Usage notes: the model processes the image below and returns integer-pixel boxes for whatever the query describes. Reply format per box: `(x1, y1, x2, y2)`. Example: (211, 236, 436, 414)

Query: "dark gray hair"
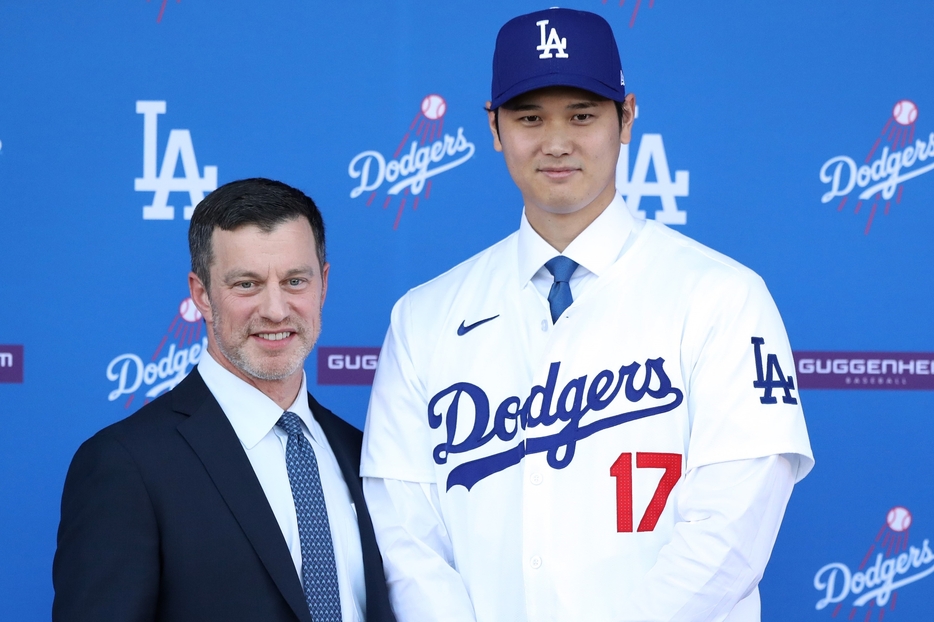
(188, 178, 326, 290)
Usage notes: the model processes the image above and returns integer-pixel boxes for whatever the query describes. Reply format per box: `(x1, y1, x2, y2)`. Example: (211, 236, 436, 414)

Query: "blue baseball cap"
(491, 8, 626, 109)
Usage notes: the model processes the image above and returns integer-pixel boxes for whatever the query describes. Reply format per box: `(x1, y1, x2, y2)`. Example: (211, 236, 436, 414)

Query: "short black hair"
(188, 177, 326, 290)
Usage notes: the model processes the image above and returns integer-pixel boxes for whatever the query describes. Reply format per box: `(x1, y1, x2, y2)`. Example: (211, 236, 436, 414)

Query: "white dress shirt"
(362, 195, 809, 621)
(519, 191, 645, 303)
(198, 350, 366, 622)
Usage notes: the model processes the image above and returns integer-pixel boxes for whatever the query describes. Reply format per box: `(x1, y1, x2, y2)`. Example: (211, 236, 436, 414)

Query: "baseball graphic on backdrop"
(179, 297, 203, 323)
(886, 506, 912, 532)
(421, 94, 447, 120)
(892, 100, 918, 126)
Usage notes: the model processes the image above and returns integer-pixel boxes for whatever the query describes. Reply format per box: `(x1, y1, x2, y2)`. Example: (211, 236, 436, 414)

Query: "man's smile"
(254, 331, 293, 342)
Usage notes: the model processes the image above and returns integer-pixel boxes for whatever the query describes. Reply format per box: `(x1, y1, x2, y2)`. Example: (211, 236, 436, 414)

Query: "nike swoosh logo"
(457, 315, 500, 336)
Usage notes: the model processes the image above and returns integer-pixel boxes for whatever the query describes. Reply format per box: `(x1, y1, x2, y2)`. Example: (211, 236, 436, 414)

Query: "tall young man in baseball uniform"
(361, 8, 813, 622)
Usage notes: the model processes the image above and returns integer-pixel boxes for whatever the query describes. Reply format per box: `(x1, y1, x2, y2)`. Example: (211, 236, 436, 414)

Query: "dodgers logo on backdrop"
(134, 100, 218, 221)
(106, 297, 206, 409)
(819, 99, 933, 234)
(348, 94, 475, 230)
(814, 507, 934, 620)
(427, 358, 684, 491)
(617, 105, 690, 224)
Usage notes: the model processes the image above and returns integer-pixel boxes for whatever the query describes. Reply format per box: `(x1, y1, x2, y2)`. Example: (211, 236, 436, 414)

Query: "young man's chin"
(531, 193, 603, 216)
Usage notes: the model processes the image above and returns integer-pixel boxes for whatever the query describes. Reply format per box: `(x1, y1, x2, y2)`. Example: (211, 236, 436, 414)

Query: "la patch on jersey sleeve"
(681, 266, 813, 481)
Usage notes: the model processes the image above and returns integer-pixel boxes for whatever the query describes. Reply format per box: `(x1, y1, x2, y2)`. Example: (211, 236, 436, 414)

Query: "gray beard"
(210, 303, 312, 382)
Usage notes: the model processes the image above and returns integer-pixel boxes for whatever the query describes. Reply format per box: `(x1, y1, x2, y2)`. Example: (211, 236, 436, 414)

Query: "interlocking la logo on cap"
(491, 8, 625, 110)
(536, 20, 568, 59)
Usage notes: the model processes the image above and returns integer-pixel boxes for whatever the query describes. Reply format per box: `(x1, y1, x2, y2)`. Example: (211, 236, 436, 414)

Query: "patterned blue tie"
(276, 412, 342, 622)
(545, 256, 579, 323)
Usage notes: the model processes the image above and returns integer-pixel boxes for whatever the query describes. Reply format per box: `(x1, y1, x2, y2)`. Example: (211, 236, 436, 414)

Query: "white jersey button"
(530, 472, 543, 485)
(530, 556, 542, 569)
(540, 319, 548, 332)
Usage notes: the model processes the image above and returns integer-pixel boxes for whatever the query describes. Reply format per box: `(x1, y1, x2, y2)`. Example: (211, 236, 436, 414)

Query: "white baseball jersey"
(361, 196, 813, 621)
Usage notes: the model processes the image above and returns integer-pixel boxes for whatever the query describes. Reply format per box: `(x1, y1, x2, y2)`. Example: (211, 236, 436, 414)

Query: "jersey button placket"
(521, 442, 554, 620)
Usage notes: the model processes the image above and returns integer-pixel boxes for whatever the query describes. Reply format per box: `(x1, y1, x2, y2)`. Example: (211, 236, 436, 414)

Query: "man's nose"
(257, 284, 289, 323)
(541, 123, 572, 157)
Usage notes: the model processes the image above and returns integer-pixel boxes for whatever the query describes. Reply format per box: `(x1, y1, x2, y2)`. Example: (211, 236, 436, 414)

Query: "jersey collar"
(517, 193, 637, 286)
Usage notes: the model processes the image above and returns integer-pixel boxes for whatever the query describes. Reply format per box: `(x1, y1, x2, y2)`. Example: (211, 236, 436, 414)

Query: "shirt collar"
(197, 349, 317, 449)
(517, 193, 635, 286)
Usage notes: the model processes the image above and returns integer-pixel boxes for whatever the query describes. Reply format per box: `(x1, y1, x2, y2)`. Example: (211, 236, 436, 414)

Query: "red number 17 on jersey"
(610, 452, 682, 532)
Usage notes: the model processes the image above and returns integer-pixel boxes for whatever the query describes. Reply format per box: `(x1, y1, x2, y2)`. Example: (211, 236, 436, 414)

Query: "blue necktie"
(545, 256, 579, 323)
(276, 412, 342, 622)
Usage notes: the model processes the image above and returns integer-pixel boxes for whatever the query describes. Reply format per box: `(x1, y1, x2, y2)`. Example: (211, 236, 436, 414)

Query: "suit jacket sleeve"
(53, 431, 160, 622)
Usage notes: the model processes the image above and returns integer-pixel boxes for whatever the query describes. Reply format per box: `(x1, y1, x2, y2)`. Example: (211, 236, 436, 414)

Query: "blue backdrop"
(2, 1, 933, 619)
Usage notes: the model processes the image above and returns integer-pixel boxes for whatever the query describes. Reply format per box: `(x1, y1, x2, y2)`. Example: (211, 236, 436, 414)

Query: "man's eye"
(237, 282, 253, 289)
(289, 278, 304, 287)
(520, 115, 541, 123)
(572, 113, 593, 122)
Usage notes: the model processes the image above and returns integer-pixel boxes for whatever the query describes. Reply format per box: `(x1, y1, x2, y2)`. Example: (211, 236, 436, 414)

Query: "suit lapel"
(173, 370, 313, 622)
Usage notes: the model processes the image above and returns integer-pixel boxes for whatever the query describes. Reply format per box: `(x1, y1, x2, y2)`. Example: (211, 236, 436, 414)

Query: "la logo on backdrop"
(135, 100, 218, 221)
(598, 0, 689, 225)
(616, 105, 690, 225)
(814, 507, 934, 620)
(347, 94, 475, 230)
(820, 99, 933, 234)
(106, 298, 207, 409)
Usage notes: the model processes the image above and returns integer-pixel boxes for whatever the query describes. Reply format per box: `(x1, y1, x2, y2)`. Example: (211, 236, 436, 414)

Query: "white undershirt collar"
(517, 193, 636, 287)
(197, 349, 320, 449)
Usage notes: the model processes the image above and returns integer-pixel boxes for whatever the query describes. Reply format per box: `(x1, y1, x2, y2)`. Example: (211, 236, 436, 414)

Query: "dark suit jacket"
(53, 368, 395, 622)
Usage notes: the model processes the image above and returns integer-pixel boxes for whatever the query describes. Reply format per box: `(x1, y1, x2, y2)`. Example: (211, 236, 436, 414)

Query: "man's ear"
(487, 101, 504, 152)
(620, 93, 636, 145)
(319, 262, 329, 309)
(188, 272, 213, 323)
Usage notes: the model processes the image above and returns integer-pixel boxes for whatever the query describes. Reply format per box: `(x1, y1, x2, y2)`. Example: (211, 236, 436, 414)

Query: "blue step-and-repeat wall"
(2, 1, 933, 619)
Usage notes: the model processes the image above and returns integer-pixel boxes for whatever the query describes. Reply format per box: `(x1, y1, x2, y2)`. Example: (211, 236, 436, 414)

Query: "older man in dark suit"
(53, 178, 395, 622)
